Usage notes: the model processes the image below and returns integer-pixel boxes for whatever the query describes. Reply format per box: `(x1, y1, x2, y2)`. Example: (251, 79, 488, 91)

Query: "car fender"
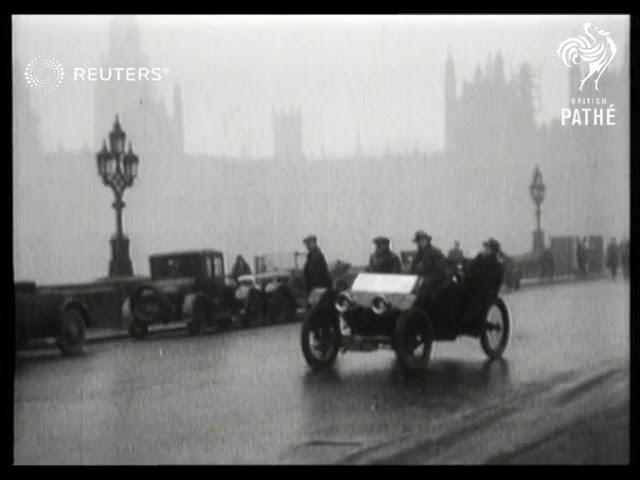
(307, 288, 336, 308)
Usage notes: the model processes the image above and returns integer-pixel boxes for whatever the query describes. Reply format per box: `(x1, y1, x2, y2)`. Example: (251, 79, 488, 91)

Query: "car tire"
(57, 305, 87, 355)
(394, 309, 434, 372)
(300, 306, 339, 370)
(129, 285, 165, 324)
(480, 297, 511, 360)
(128, 320, 149, 339)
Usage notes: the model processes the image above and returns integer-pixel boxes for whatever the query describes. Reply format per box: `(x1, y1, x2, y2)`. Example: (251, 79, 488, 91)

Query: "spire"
(445, 51, 456, 100)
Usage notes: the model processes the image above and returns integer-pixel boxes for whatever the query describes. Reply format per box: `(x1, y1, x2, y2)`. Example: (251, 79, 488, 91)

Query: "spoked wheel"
(130, 286, 164, 324)
(267, 289, 297, 324)
(394, 309, 434, 372)
(57, 305, 86, 355)
(186, 296, 207, 336)
(300, 306, 340, 369)
(480, 297, 511, 360)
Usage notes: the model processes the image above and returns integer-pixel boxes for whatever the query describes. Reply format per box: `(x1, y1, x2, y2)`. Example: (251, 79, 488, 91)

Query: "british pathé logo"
(557, 22, 617, 126)
(557, 22, 617, 92)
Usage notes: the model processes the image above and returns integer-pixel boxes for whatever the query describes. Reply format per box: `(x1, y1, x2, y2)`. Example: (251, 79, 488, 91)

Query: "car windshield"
(255, 252, 306, 273)
(151, 254, 203, 279)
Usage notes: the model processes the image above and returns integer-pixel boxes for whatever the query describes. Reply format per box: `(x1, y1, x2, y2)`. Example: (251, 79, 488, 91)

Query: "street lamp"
(97, 115, 139, 277)
(529, 165, 546, 252)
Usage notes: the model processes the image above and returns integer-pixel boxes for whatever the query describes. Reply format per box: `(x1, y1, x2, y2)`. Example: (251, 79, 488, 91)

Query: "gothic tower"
(444, 52, 456, 155)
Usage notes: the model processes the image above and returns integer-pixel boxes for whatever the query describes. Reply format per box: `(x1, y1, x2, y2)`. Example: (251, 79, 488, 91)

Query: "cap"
(373, 236, 390, 245)
(303, 235, 317, 244)
(413, 230, 432, 243)
(483, 238, 501, 253)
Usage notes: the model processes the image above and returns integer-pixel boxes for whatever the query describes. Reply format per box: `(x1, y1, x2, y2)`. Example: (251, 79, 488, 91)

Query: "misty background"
(12, 15, 630, 284)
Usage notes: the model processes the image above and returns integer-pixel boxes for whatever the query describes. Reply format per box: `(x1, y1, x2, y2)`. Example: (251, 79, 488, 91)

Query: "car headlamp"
(371, 295, 391, 315)
(335, 292, 354, 313)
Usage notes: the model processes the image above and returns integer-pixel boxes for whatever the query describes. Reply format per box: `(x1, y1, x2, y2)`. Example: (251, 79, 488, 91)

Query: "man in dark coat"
(466, 238, 505, 300)
(302, 235, 332, 294)
(367, 236, 402, 274)
(410, 230, 448, 288)
(460, 238, 505, 329)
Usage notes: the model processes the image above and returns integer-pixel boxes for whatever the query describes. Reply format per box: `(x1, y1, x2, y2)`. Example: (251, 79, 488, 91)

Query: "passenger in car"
(367, 236, 402, 274)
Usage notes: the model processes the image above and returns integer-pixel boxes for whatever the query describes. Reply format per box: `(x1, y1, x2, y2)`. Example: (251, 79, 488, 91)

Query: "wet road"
(13, 279, 629, 464)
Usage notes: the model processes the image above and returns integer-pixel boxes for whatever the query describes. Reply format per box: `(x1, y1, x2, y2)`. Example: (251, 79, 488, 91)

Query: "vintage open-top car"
(300, 269, 511, 372)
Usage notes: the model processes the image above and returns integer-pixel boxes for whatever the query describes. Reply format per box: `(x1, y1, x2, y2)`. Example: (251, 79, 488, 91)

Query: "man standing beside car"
(302, 235, 333, 294)
(367, 236, 402, 274)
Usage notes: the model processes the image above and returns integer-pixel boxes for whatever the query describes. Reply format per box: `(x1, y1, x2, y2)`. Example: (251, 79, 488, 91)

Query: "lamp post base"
(109, 236, 134, 277)
(532, 230, 545, 252)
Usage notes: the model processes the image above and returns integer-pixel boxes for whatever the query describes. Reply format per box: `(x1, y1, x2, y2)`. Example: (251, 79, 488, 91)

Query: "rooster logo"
(557, 22, 617, 91)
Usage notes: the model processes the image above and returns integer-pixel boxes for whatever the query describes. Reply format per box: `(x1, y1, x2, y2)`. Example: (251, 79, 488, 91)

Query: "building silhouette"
(272, 108, 305, 162)
(445, 52, 537, 161)
(93, 16, 184, 163)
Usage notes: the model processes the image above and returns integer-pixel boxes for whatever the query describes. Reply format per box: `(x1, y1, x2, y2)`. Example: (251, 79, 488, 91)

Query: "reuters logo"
(24, 56, 65, 92)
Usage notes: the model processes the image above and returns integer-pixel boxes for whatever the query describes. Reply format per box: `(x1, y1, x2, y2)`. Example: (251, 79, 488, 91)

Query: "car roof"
(150, 250, 223, 259)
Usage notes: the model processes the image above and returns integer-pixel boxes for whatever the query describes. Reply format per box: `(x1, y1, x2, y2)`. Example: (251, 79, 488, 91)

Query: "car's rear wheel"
(130, 286, 164, 324)
(57, 305, 86, 355)
(394, 309, 434, 372)
(480, 297, 511, 359)
(186, 296, 207, 336)
(301, 306, 340, 369)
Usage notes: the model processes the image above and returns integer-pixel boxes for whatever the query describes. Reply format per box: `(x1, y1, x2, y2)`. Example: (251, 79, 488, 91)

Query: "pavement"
(13, 278, 629, 464)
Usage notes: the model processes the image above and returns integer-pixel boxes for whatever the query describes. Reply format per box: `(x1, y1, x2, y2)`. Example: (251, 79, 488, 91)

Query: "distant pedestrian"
(367, 236, 402, 274)
(231, 255, 252, 280)
(576, 237, 588, 278)
(606, 238, 619, 279)
(302, 235, 332, 294)
(620, 240, 630, 280)
(447, 241, 465, 268)
(540, 247, 555, 283)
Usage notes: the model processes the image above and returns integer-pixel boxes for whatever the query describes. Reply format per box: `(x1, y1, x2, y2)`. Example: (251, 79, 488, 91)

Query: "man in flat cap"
(367, 236, 402, 274)
(410, 230, 448, 288)
(302, 235, 332, 294)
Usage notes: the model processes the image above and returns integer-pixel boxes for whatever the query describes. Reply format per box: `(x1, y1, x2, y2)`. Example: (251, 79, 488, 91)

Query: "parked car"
(235, 271, 299, 327)
(15, 281, 91, 355)
(127, 249, 299, 338)
(300, 268, 511, 372)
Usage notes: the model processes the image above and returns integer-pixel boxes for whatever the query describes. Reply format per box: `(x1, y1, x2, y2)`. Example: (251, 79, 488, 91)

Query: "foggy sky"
(12, 15, 630, 284)
(13, 15, 629, 157)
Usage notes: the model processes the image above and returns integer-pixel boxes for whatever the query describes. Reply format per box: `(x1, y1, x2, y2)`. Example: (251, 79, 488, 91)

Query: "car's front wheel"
(394, 309, 434, 372)
(480, 297, 511, 360)
(300, 306, 340, 369)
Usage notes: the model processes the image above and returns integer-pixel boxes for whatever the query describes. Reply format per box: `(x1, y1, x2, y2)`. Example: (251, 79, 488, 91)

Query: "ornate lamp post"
(96, 115, 139, 277)
(529, 165, 546, 252)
